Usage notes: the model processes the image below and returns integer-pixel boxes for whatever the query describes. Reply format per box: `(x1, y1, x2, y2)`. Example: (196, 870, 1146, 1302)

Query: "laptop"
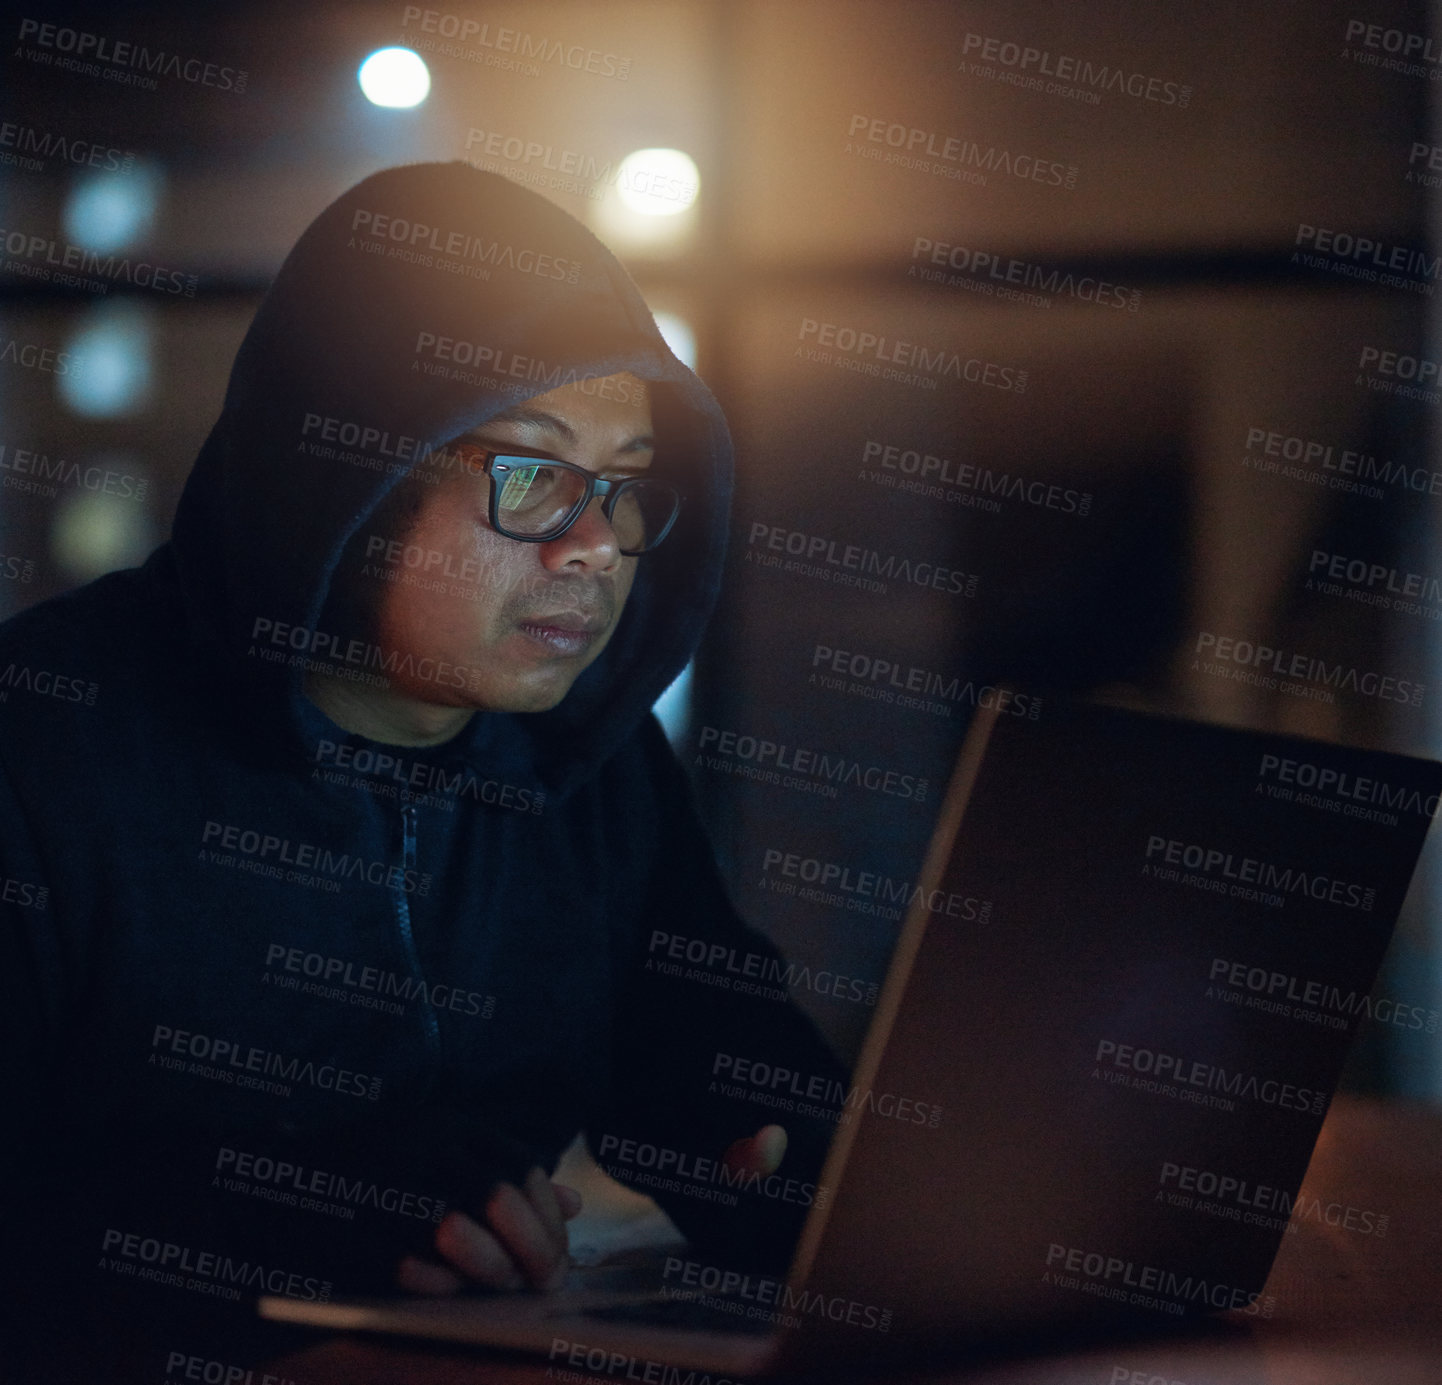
(260, 696, 1442, 1373)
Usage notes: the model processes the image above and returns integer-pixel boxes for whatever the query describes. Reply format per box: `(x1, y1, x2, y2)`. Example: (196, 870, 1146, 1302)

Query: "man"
(0, 163, 845, 1378)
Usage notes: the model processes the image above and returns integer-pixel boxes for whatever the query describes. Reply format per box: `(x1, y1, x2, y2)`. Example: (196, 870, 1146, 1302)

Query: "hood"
(169, 161, 731, 798)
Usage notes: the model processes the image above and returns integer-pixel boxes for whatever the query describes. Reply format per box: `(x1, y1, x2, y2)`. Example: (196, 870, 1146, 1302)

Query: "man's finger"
(554, 1181, 583, 1219)
(433, 1208, 525, 1290)
(487, 1179, 569, 1291)
(525, 1165, 568, 1256)
(723, 1124, 789, 1176)
(753, 1124, 788, 1174)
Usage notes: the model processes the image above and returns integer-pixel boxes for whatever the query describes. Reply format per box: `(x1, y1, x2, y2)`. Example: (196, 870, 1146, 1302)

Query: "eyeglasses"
(447, 444, 683, 555)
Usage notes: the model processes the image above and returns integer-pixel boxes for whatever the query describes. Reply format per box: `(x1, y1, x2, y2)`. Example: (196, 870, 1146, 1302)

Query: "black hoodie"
(0, 163, 844, 1379)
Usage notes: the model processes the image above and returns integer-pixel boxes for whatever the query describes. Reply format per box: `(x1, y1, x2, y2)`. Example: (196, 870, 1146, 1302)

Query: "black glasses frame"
(454, 446, 683, 556)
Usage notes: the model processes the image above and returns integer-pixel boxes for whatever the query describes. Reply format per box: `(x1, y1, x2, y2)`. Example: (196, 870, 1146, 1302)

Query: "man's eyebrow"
(461, 407, 655, 454)
(479, 406, 576, 440)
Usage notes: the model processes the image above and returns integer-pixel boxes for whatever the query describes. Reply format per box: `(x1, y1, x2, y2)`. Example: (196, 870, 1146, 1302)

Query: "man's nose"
(540, 494, 623, 571)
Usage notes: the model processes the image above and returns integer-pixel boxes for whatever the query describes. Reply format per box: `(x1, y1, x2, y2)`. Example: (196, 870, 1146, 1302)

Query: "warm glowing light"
(590, 150, 701, 254)
(615, 149, 700, 217)
(358, 48, 430, 108)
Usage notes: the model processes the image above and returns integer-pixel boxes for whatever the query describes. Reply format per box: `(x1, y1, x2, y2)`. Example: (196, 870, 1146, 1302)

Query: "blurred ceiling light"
(590, 149, 700, 256)
(50, 473, 155, 583)
(615, 148, 700, 217)
(63, 162, 161, 253)
(59, 302, 154, 417)
(358, 47, 431, 107)
(652, 312, 697, 369)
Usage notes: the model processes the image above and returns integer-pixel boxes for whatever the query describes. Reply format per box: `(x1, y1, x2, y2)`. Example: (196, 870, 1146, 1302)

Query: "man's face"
(364, 371, 656, 713)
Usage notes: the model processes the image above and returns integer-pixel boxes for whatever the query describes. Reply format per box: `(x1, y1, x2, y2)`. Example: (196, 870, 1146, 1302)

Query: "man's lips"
(514, 610, 610, 654)
(516, 610, 609, 634)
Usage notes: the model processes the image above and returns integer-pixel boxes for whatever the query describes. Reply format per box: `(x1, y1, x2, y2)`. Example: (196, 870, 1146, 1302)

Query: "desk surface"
(264, 1094, 1442, 1383)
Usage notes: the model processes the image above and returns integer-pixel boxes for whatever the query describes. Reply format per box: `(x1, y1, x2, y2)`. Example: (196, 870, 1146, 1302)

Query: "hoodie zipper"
(393, 802, 441, 1061)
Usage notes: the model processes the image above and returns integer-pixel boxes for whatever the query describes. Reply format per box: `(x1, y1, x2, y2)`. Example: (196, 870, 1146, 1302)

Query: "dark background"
(1, 0, 1438, 1094)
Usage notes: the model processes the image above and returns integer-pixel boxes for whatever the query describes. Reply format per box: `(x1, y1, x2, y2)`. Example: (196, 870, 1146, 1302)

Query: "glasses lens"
(494, 462, 587, 537)
(609, 480, 680, 553)
(488, 456, 680, 550)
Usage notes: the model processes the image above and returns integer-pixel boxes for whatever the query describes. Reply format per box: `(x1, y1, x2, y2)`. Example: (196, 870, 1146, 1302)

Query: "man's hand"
(396, 1127, 787, 1295)
(722, 1123, 788, 1177)
(397, 1165, 583, 1295)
